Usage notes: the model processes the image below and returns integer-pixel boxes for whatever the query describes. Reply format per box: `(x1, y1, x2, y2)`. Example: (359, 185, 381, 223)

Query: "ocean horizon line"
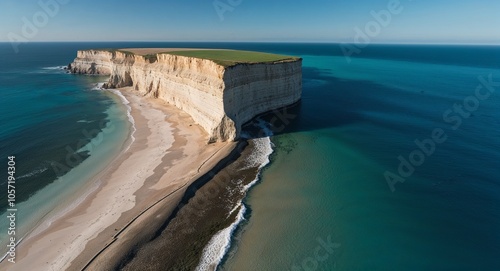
(0, 40, 499, 46)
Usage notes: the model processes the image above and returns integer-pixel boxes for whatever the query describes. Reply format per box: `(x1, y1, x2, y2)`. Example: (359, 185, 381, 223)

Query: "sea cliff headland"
(5, 48, 302, 270)
(69, 48, 302, 142)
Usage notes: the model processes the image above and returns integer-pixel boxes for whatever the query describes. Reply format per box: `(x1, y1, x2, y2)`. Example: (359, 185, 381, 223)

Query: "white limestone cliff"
(69, 50, 302, 142)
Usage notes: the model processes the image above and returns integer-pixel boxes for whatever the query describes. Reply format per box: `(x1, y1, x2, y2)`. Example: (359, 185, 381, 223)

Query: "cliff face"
(69, 50, 302, 142)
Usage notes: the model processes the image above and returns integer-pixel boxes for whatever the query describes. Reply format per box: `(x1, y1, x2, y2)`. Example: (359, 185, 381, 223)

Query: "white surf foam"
(243, 137, 274, 191)
(16, 165, 49, 179)
(42, 66, 67, 70)
(195, 204, 246, 271)
(31, 66, 68, 74)
(195, 119, 275, 270)
(76, 120, 92, 123)
(75, 84, 136, 154)
(91, 82, 105, 90)
(105, 88, 137, 149)
(242, 118, 274, 171)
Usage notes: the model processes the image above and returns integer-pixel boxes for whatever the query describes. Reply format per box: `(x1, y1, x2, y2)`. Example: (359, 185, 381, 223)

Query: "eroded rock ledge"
(69, 49, 302, 142)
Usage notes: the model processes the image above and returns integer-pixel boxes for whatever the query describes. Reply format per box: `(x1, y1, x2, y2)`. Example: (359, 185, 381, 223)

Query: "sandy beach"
(3, 87, 235, 271)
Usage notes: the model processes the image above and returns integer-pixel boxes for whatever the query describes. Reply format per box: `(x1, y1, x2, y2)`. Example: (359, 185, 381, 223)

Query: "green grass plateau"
(164, 50, 299, 66)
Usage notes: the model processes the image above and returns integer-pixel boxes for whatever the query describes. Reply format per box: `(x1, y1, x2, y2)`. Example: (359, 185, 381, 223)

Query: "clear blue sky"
(1, 0, 499, 44)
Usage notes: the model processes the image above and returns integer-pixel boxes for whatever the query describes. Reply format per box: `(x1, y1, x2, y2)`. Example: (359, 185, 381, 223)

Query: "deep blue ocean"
(1, 42, 500, 270)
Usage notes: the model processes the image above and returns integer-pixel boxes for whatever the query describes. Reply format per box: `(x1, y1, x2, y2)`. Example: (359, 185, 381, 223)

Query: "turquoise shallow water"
(1, 43, 499, 270)
(0, 43, 131, 257)
(221, 46, 500, 270)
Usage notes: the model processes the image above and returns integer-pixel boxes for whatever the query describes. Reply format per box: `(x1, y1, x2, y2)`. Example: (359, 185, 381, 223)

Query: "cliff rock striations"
(69, 49, 302, 142)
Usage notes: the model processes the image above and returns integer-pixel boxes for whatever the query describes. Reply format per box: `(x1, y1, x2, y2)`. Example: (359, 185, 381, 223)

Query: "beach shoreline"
(1, 87, 235, 271)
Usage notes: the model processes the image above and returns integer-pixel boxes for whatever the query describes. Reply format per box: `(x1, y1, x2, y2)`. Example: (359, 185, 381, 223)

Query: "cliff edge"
(69, 49, 302, 142)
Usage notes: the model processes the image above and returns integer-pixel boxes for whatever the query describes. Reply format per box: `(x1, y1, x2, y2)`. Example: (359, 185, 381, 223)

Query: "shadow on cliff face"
(240, 66, 396, 139)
